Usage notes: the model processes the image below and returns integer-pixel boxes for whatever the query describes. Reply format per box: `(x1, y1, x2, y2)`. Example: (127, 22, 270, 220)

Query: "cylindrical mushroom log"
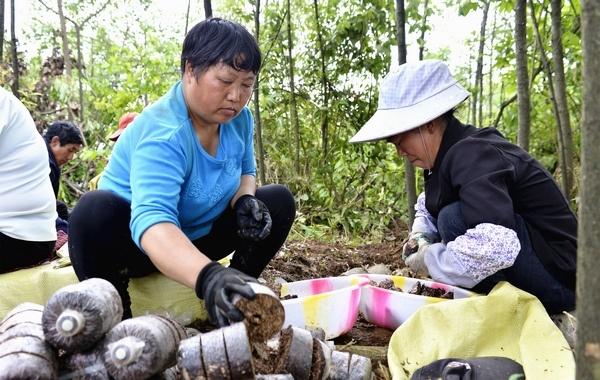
(309, 339, 332, 380)
(348, 353, 372, 380)
(0, 302, 44, 333)
(275, 326, 314, 380)
(156, 366, 180, 380)
(328, 350, 371, 380)
(0, 303, 58, 380)
(42, 278, 123, 353)
(234, 283, 284, 343)
(222, 322, 254, 379)
(103, 315, 186, 380)
(328, 351, 351, 380)
(177, 335, 207, 380)
(59, 345, 109, 380)
(200, 328, 231, 380)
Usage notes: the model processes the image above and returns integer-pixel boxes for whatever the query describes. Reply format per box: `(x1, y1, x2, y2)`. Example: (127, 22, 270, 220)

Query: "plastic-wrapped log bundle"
(59, 345, 109, 380)
(222, 322, 254, 379)
(234, 283, 285, 343)
(275, 326, 314, 380)
(103, 314, 186, 380)
(309, 338, 332, 380)
(328, 350, 372, 380)
(0, 302, 59, 380)
(177, 334, 207, 380)
(42, 278, 123, 353)
(178, 322, 254, 380)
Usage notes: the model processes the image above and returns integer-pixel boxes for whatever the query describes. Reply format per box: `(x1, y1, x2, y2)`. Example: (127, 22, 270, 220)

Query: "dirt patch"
(261, 236, 405, 285)
(191, 228, 409, 379)
(258, 229, 407, 380)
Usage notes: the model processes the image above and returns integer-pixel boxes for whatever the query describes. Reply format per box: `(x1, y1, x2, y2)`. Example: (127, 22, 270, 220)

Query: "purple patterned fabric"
(424, 223, 521, 288)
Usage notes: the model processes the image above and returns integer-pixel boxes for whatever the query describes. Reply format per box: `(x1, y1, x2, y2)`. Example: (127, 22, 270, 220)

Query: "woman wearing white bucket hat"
(351, 60, 576, 314)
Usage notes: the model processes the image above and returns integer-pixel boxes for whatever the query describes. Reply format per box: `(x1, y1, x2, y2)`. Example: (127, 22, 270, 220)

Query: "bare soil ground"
(260, 231, 408, 379)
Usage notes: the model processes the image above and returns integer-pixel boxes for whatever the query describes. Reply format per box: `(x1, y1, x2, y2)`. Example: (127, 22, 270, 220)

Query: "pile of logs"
(0, 278, 372, 379)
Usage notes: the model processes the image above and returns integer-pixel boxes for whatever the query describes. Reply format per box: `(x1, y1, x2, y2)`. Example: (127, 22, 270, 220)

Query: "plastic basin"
(279, 276, 370, 339)
(351, 274, 478, 330)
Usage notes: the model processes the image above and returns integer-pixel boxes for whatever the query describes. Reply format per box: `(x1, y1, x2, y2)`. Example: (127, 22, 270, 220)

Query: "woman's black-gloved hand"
(195, 262, 257, 327)
(234, 194, 272, 241)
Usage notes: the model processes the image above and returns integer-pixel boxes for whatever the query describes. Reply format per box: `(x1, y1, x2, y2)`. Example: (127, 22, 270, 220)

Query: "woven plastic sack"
(387, 281, 574, 380)
(0, 248, 217, 325)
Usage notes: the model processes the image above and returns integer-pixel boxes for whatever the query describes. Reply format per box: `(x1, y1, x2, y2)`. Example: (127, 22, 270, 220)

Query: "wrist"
(233, 194, 254, 210)
(195, 262, 221, 299)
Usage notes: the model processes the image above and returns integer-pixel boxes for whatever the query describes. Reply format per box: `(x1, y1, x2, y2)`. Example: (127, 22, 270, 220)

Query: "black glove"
(195, 262, 257, 327)
(234, 194, 272, 241)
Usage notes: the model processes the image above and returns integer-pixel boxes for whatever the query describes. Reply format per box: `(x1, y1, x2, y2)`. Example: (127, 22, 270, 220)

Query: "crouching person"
(0, 87, 56, 273)
(350, 60, 576, 314)
(68, 18, 295, 324)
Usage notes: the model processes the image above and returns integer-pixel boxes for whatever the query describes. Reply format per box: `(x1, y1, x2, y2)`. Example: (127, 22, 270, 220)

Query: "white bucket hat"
(350, 60, 469, 143)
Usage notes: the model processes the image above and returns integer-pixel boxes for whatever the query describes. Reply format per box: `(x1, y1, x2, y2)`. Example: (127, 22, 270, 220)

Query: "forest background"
(4, 1, 600, 377)
(0, 0, 582, 242)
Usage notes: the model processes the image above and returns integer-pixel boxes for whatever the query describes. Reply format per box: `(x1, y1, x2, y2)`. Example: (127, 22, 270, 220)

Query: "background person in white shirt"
(0, 87, 57, 273)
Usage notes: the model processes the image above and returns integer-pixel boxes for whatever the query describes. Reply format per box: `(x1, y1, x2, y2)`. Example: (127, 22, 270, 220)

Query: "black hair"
(180, 18, 261, 77)
(441, 108, 456, 123)
(43, 121, 84, 146)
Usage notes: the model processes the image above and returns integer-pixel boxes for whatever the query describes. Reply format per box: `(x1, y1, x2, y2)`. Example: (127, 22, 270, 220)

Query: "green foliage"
(12, 0, 583, 240)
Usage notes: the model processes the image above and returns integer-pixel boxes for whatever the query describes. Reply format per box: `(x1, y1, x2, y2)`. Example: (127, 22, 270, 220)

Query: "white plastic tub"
(352, 274, 478, 330)
(279, 276, 370, 339)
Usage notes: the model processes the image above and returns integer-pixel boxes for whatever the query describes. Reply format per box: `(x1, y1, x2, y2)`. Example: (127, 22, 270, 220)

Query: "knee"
(436, 202, 465, 241)
(258, 184, 296, 221)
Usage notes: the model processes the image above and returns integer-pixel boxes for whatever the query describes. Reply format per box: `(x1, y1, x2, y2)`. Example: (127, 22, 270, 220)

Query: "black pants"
(0, 232, 54, 274)
(68, 184, 295, 318)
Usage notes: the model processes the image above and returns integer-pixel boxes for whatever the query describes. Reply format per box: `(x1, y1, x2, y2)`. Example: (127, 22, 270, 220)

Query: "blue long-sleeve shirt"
(99, 81, 256, 249)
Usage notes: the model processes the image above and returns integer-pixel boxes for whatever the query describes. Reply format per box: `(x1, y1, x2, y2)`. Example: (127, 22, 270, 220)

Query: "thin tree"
(472, 0, 490, 128)
(488, 7, 497, 123)
(395, 0, 417, 227)
(417, 0, 429, 61)
(577, 0, 600, 378)
(39, 0, 111, 124)
(56, 0, 71, 78)
(514, 0, 531, 151)
(529, 0, 569, 197)
(313, 0, 330, 157)
(204, 0, 212, 19)
(286, 0, 300, 175)
(0, 0, 5, 63)
(551, 0, 574, 198)
(253, 0, 266, 185)
(184, 0, 191, 36)
(10, 0, 18, 96)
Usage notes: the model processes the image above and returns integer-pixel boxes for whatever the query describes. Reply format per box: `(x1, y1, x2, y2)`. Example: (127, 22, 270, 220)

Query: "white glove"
(402, 232, 433, 260)
(404, 241, 431, 277)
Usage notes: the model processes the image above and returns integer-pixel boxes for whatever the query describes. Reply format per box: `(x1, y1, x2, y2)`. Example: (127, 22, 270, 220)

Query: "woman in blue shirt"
(68, 18, 295, 326)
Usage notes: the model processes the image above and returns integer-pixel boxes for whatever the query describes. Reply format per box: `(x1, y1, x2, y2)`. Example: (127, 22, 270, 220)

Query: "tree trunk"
(529, 0, 569, 197)
(417, 0, 429, 61)
(184, 0, 191, 35)
(577, 0, 600, 378)
(75, 25, 84, 124)
(286, 0, 300, 175)
(253, 0, 266, 185)
(488, 7, 497, 122)
(514, 0, 531, 151)
(395, 0, 416, 227)
(313, 0, 329, 158)
(473, 0, 490, 127)
(10, 0, 18, 97)
(204, 0, 212, 19)
(0, 0, 5, 63)
(551, 0, 575, 199)
(57, 0, 71, 78)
